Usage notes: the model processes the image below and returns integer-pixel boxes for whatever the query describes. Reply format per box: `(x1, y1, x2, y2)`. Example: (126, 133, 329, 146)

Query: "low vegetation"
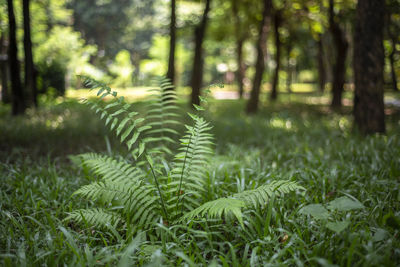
(1, 85, 399, 266)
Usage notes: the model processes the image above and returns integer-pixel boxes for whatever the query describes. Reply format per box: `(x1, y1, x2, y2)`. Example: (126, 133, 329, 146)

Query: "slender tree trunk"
(232, 0, 245, 98)
(317, 34, 326, 92)
(386, 10, 398, 92)
(388, 40, 398, 91)
(166, 0, 176, 85)
(0, 34, 10, 103)
(270, 9, 282, 101)
(7, 0, 25, 115)
(246, 0, 272, 113)
(23, 0, 37, 107)
(190, 0, 211, 106)
(236, 38, 245, 98)
(353, 0, 385, 134)
(329, 0, 348, 108)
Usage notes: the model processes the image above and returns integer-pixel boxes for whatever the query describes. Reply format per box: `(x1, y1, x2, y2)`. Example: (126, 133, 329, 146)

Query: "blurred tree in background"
(0, 0, 396, 134)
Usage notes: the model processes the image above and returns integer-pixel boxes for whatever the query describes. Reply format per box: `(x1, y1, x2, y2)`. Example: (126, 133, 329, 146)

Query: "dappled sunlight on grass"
(0, 101, 124, 161)
(0, 90, 400, 265)
(66, 87, 155, 101)
(269, 117, 294, 130)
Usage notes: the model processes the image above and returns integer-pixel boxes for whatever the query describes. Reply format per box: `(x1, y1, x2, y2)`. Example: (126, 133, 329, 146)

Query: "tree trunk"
(386, 10, 398, 92)
(329, 0, 348, 108)
(388, 40, 398, 91)
(166, 0, 176, 85)
(7, 0, 25, 115)
(246, 0, 272, 113)
(236, 38, 245, 98)
(23, 0, 37, 107)
(317, 35, 326, 92)
(232, 0, 245, 98)
(0, 33, 10, 104)
(270, 9, 282, 101)
(190, 0, 211, 106)
(353, 0, 385, 134)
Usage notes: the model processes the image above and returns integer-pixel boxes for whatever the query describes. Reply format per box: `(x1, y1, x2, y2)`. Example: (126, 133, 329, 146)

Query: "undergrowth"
(0, 85, 399, 266)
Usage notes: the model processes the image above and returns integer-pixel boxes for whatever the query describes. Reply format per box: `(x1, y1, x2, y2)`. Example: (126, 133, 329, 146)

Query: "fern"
(182, 180, 304, 227)
(80, 76, 180, 159)
(144, 77, 181, 156)
(79, 153, 146, 183)
(65, 208, 123, 229)
(234, 180, 305, 208)
(182, 198, 245, 227)
(67, 76, 304, 238)
(167, 114, 214, 219)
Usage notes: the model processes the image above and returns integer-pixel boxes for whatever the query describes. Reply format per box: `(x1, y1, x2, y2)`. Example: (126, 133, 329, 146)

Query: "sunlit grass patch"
(0, 88, 399, 266)
(65, 87, 154, 101)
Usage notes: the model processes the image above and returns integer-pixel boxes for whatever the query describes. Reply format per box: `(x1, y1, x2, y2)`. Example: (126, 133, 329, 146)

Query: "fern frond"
(234, 180, 305, 208)
(80, 75, 115, 99)
(78, 153, 146, 183)
(182, 180, 304, 227)
(141, 77, 181, 157)
(73, 180, 160, 227)
(80, 76, 149, 158)
(65, 208, 123, 229)
(168, 115, 214, 217)
(181, 198, 245, 227)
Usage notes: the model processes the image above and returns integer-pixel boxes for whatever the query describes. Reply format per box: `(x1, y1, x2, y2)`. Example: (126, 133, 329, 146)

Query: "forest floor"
(1, 87, 400, 266)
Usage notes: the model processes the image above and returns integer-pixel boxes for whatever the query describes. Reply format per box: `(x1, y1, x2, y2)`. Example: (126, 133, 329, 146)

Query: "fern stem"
(175, 134, 192, 216)
(146, 153, 169, 222)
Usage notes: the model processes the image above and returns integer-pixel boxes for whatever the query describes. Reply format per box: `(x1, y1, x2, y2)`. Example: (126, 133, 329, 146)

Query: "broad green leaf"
(327, 196, 364, 212)
(299, 204, 330, 220)
(326, 220, 350, 233)
(372, 228, 388, 242)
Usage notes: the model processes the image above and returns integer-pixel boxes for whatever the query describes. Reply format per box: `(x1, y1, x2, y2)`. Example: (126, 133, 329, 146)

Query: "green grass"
(1, 91, 400, 266)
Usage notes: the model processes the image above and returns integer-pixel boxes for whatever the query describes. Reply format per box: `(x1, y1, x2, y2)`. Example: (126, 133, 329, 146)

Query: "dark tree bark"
(270, 9, 282, 101)
(7, 0, 25, 115)
(23, 0, 37, 107)
(246, 0, 272, 113)
(317, 34, 326, 92)
(386, 9, 398, 92)
(232, 0, 245, 98)
(166, 0, 176, 85)
(190, 0, 211, 106)
(353, 0, 385, 134)
(236, 38, 245, 98)
(388, 37, 398, 91)
(0, 33, 10, 104)
(329, 0, 348, 108)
